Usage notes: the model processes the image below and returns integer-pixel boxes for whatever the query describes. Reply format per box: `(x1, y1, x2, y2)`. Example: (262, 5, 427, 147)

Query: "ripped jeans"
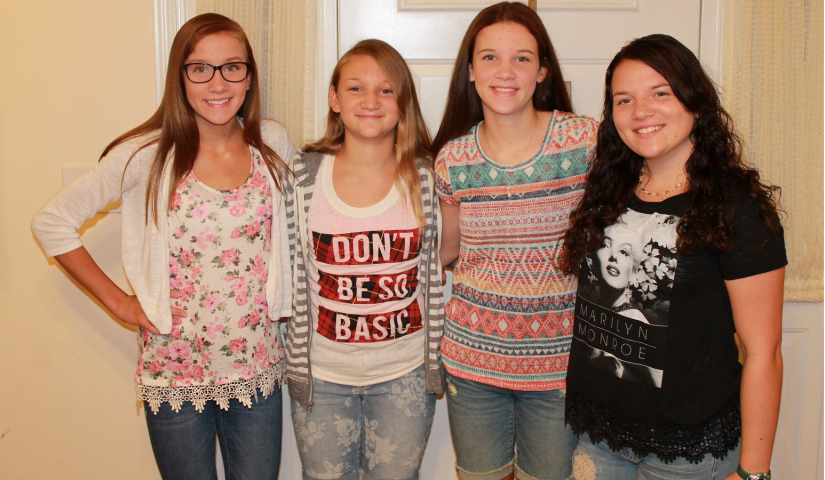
(290, 365, 436, 480)
(570, 435, 740, 480)
(444, 371, 576, 480)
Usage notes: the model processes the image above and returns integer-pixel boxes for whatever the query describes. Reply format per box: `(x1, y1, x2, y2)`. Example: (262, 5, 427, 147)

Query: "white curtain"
(721, 0, 823, 302)
(197, 0, 317, 147)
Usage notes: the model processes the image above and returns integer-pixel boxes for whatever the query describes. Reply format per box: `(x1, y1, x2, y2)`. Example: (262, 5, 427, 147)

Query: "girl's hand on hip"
(170, 289, 188, 322)
(52, 247, 182, 335)
(113, 295, 164, 335)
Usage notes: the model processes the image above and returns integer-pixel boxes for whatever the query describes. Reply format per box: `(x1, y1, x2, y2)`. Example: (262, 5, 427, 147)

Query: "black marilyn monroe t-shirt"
(565, 188, 787, 462)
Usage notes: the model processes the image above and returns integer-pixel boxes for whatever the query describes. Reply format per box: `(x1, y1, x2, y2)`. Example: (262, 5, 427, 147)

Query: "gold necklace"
(482, 115, 538, 197)
(638, 160, 687, 197)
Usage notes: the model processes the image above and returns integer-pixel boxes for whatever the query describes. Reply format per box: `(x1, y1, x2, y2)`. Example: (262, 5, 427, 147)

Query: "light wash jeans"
(143, 386, 282, 480)
(570, 435, 740, 480)
(444, 371, 577, 480)
(290, 365, 436, 480)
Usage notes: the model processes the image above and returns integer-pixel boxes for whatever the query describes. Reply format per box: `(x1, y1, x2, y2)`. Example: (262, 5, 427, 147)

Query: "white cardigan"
(32, 120, 295, 334)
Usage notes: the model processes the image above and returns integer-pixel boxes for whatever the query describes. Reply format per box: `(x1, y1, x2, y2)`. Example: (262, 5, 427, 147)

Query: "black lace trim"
(565, 392, 741, 464)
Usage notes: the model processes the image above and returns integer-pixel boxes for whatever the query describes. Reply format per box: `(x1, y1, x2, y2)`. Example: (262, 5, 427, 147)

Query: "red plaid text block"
(316, 302, 423, 343)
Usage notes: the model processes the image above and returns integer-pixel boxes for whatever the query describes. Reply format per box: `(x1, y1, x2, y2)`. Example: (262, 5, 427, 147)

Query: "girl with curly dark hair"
(563, 34, 785, 480)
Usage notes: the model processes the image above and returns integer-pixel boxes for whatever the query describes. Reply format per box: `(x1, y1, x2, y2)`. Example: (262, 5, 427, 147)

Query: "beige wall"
(0, 1, 161, 478)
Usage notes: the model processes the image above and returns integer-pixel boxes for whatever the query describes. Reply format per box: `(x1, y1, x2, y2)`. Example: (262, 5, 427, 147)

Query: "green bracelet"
(736, 464, 771, 480)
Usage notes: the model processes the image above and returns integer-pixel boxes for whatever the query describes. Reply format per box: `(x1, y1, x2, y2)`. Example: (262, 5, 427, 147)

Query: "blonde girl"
(32, 13, 293, 479)
(284, 39, 445, 480)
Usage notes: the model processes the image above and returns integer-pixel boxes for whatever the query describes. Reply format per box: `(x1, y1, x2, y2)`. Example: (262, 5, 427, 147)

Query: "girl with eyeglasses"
(32, 13, 292, 479)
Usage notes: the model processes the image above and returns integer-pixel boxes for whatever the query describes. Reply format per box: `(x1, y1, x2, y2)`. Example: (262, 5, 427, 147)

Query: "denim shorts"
(570, 435, 740, 480)
(290, 364, 436, 480)
(143, 386, 282, 480)
(444, 371, 577, 480)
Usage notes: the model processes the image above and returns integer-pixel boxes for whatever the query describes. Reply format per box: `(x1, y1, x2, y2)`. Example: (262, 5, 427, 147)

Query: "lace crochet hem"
(137, 362, 284, 414)
(565, 392, 741, 464)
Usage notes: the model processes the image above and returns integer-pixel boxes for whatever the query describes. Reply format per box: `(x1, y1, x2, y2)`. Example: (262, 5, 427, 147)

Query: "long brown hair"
(561, 34, 781, 274)
(432, 1, 572, 156)
(101, 13, 288, 224)
(305, 39, 432, 227)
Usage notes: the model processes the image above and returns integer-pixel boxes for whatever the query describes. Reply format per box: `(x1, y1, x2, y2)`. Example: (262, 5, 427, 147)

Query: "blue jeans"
(570, 435, 740, 480)
(444, 372, 577, 480)
(143, 386, 282, 480)
(290, 365, 436, 480)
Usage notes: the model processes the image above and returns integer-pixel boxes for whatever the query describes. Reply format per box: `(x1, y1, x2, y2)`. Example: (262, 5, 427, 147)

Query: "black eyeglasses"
(183, 62, 250, 83)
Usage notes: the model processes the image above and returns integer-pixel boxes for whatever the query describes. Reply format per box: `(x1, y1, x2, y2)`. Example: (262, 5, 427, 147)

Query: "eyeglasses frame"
(182, 62, 251, 84)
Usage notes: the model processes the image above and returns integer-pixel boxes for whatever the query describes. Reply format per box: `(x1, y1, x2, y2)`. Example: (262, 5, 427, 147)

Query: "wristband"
(736, 465, 771, 480)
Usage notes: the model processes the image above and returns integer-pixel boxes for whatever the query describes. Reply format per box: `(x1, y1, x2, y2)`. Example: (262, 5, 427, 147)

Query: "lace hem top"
(565, 188, 786, 461)
(139, 361, 283, 414)
(134, 147, 285, 408)
(566, 392, 741, 463)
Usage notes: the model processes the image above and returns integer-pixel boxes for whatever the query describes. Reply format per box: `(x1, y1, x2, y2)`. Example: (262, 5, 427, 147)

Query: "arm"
(32, 137, 184, 332)
(433, 146, 458, 283)
(439, 202, 461, 276)
(32, 138, 144, 257)
(54, 247, 184, 335)
(724, 267, 785, 479)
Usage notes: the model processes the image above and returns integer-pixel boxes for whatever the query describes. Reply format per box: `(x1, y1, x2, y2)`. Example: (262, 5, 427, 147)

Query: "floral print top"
(136, 148, 283, 413)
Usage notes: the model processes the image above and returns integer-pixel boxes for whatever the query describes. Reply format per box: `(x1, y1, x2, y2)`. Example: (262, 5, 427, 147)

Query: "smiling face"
(611, 60, 695, 168)
(183, 32, 250, 132)
(596, 235, 634, 291)
(329, 54, 400, 146)
(469, 22, 547, 121)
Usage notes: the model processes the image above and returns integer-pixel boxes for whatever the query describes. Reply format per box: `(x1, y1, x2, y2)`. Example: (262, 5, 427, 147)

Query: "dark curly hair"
(561, 34, 781, 274)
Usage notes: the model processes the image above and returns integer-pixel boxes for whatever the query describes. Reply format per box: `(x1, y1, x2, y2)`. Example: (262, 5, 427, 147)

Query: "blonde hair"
(101, 13, 289, 224)
(304, 39, 432, 227)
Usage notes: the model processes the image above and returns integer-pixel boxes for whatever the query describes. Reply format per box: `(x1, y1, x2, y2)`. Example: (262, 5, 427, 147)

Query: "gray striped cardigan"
(284, 151, 445, 408)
